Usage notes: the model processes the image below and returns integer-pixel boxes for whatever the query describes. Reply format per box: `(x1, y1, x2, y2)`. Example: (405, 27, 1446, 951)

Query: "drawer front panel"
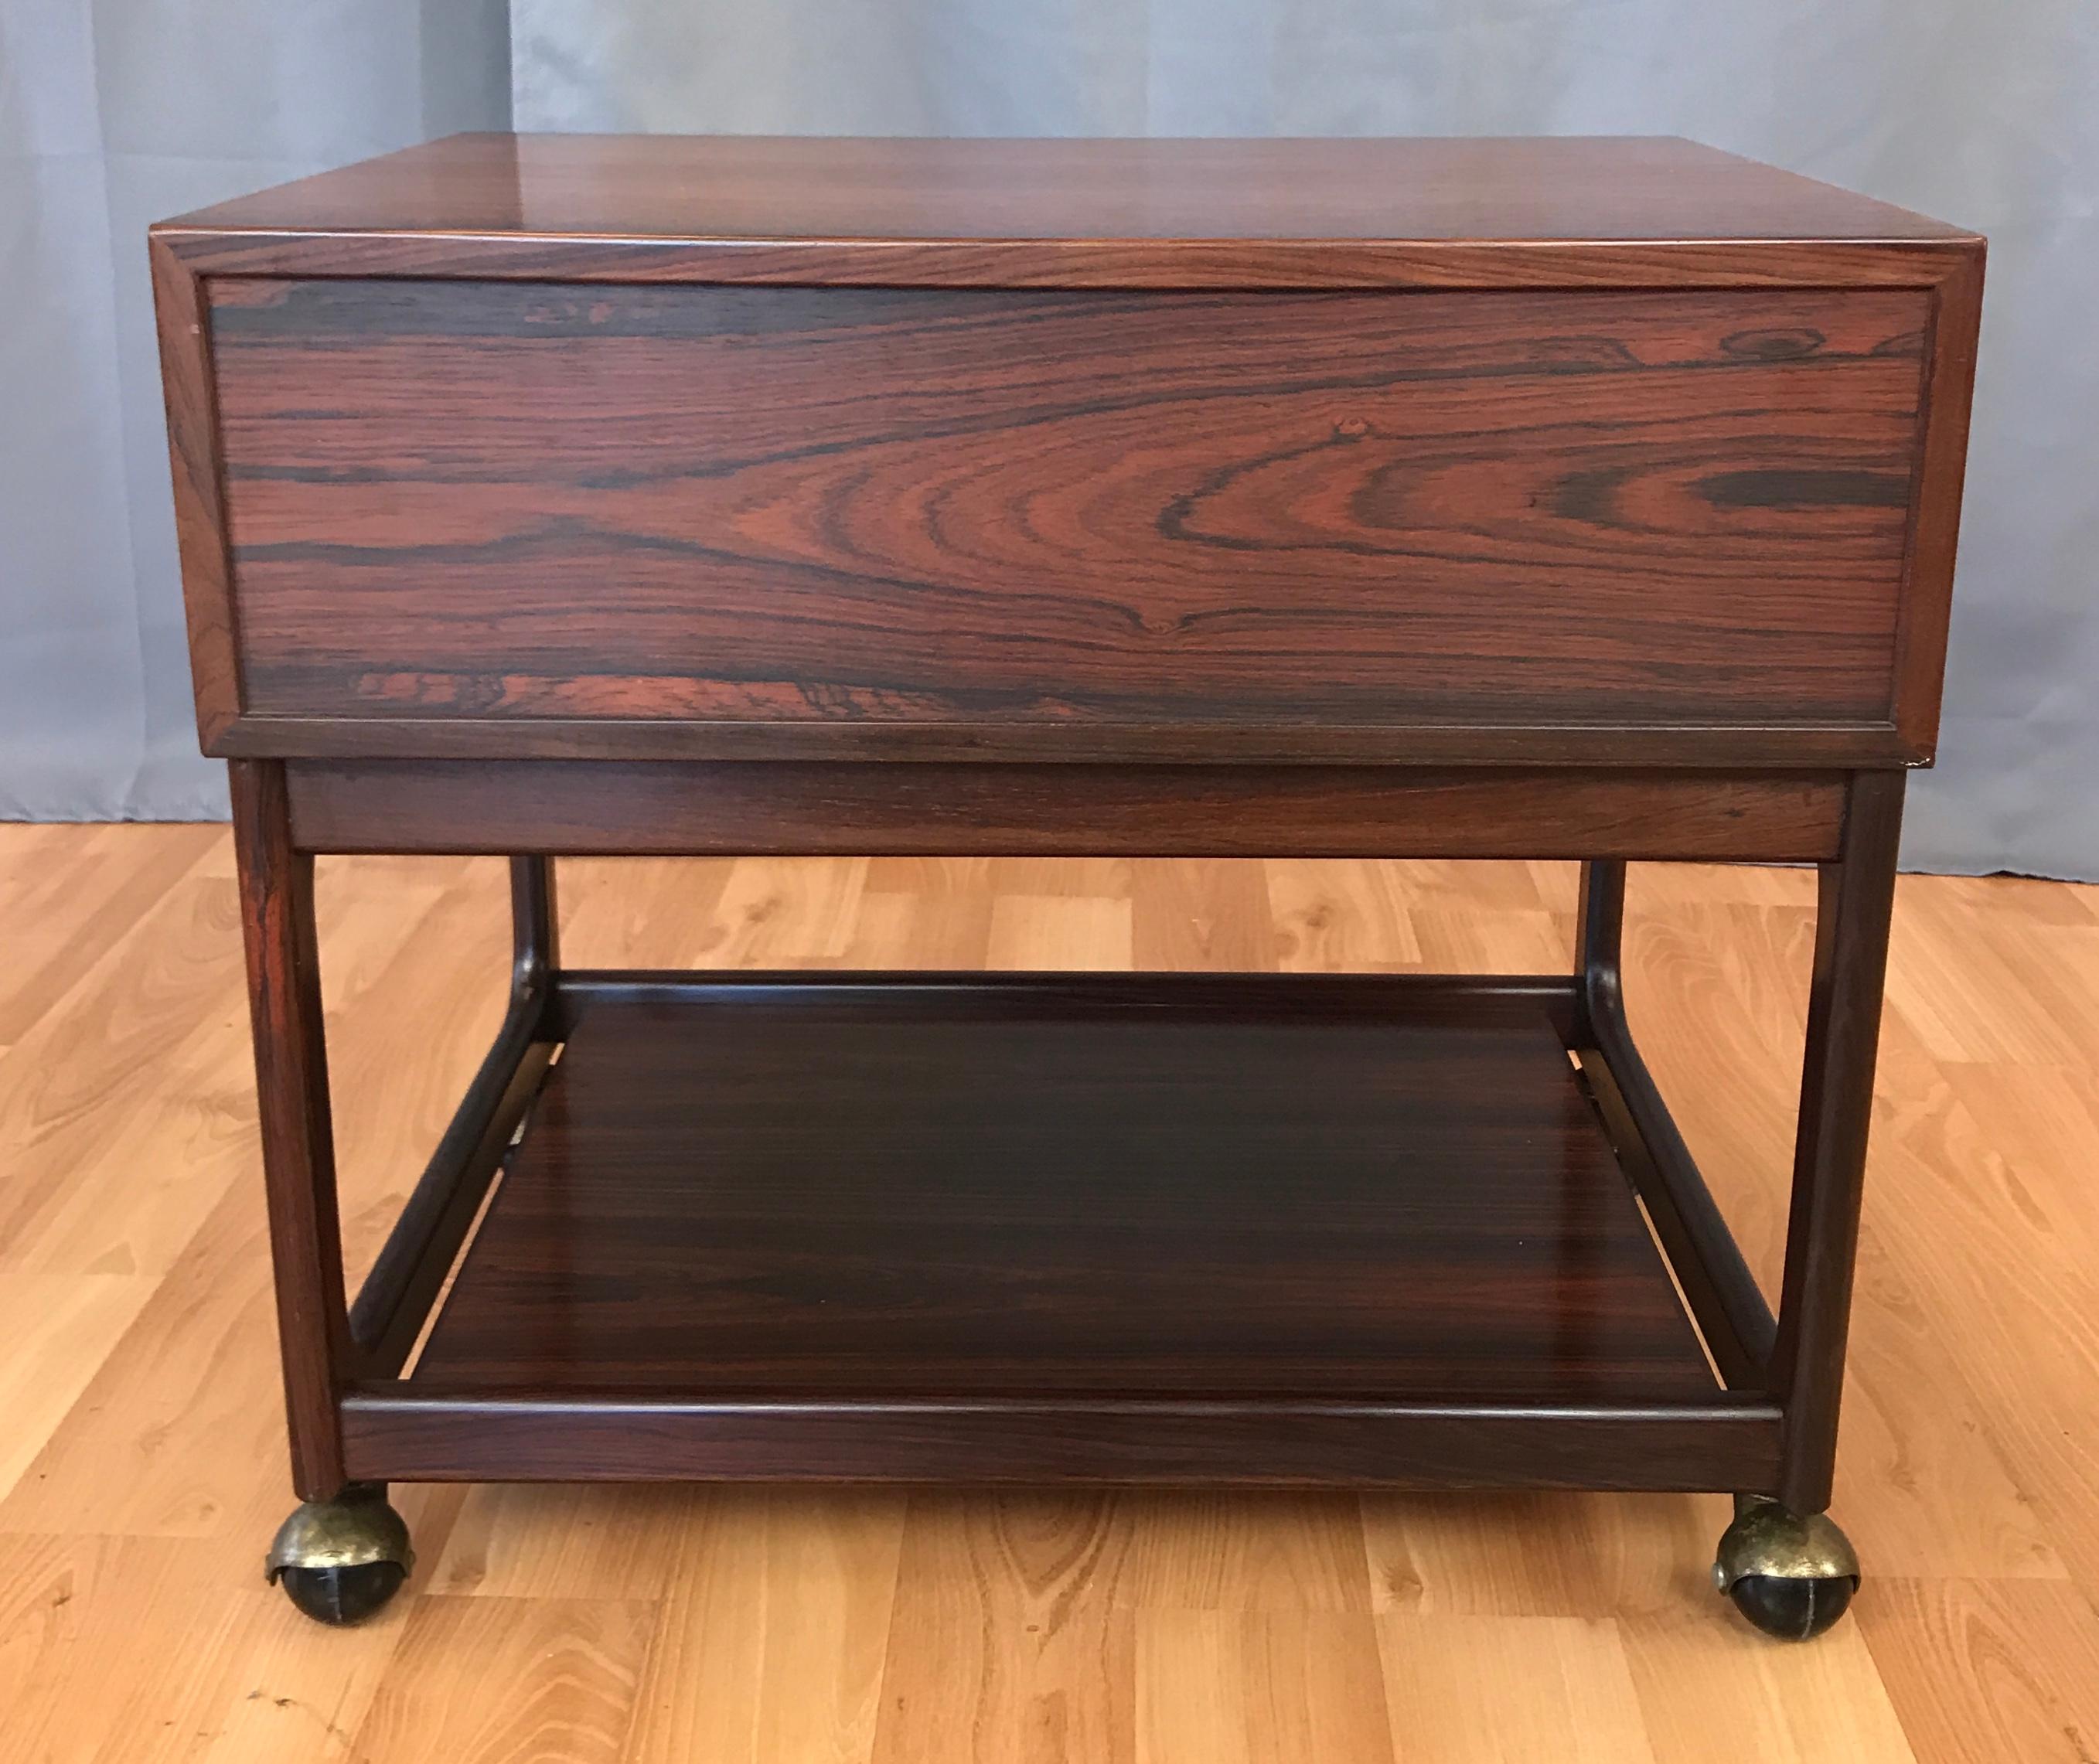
(210, 280, 1927, 737)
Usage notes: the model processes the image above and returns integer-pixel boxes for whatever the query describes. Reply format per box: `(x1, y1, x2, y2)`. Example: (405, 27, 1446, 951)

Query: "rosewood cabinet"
(151, 135, 1984, 1636)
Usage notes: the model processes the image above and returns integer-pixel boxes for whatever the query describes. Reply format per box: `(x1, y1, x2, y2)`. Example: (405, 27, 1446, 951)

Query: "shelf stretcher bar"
(339, 1391, 1784, 1490)
(1574, 860, 1779, 1392)
(346, 857, 560, 1375)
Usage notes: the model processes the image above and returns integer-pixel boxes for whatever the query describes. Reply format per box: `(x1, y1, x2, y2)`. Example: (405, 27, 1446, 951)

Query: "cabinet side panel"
(1890, 245, 1985, 759)
(151, 240, 242, 746)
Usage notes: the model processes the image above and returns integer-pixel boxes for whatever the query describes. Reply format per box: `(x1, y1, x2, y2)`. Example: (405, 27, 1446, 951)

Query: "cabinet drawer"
(206, 279, 1928, 758)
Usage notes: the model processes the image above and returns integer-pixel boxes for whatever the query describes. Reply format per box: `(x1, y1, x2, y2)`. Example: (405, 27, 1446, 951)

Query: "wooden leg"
(1572, 858, 1624, 1050)
(230, 759, 352, 1500)
(510, 854, 559, 992)
(1771, 770, 1906, 1513)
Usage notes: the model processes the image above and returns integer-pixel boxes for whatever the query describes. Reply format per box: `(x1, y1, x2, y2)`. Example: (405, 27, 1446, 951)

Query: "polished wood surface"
(151, 135, 1985, 768)
(414, 982, 1712, 1403)
(227, 759, 350, 1495)
(1771, 772, 1906, 1510)
(210, 280, 1926, 737)
(161, 134, 1975, 247)
(377, 966, 1765, 1490)
(128, 131, 1995, 1710)
(5, 830, 2096, 1759)
(283, 760, 1851, 860)
(148, 237, 240, 751)
(342, 1396, 1778, 1493)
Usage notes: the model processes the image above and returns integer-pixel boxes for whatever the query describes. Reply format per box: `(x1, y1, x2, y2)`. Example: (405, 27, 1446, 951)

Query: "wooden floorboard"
(2, 826, 2097, 1760)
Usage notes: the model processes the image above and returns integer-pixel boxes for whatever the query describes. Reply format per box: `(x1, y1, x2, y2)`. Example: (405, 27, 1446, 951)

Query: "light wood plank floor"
(4, 826, 2098, 1763)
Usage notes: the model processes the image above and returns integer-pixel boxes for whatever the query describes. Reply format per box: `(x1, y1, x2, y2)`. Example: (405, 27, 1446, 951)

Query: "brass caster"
(264, 1483, 414, 1625)
(1713, 1495, 1859, 1641)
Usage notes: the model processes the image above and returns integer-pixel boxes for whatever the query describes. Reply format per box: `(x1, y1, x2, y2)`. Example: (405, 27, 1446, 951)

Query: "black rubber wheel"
(275, 1560, 407, 1626)
(1726, 1572, 1856, 1641)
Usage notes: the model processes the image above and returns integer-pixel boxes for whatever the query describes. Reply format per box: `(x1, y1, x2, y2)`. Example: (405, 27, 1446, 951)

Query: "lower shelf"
(408, 975, 1720, 1410)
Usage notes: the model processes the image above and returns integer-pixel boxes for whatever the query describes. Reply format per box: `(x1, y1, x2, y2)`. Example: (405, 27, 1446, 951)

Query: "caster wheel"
(1713, 1496, 1859, 1641)
(1724, 1570, 1855, 1641)
(265, 1483, 414, 1626)
(275, 1560, 410, 1626)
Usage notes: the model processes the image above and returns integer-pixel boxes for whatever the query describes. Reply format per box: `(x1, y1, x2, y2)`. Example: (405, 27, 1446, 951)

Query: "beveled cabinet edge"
(152, 220, 1981, 772)
(148, 233, 242, 750)
(152, 224, 1977, 291)
(1889, 239, 1986, 761)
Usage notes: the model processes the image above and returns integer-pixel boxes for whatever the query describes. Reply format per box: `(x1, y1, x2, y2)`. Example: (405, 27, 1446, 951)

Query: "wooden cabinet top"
(155, 134, 1977, 288)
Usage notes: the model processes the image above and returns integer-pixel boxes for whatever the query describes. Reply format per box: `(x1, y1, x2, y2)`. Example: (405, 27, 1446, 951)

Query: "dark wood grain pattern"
(148, 236, 240, 747)
(209, 279, 1927, 751)
(156, 141, 1981, 1524)
(1773, 769, 1906, 1510)
(161, 230, 1978, 295)
(152, 135, 1984, 768)
(281, 761, 1848, 861)
(221, 717, 1912, 768)
(228, 758, 350, 1497)
(1892, 247, 1986, 761)
(339, 1394, 1782, 1490)
(411, 984, 1717, 1403)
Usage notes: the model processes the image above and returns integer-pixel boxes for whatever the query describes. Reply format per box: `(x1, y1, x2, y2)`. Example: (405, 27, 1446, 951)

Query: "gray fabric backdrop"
(7, 2, 2095, 876)
(0, 0, 511, 819)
